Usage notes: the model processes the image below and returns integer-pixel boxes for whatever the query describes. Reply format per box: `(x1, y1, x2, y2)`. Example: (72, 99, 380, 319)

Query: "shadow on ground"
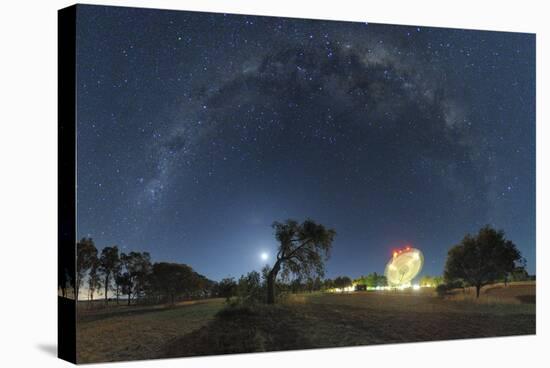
(36, 343, 57, 357)
(161, 298, 536, 359)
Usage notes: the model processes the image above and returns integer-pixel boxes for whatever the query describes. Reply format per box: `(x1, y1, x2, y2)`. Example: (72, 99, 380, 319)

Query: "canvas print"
(58, 4, 536, 364)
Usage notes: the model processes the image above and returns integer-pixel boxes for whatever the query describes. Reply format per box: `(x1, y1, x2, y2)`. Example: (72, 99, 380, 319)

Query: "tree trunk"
(267, 274, 276, 304)
(104, 274, 110, 305)
(127, 292, 132, 306)
(475, 284, 481, 298)
(266, 260, 281, 304)
(116, 285, 119, 305)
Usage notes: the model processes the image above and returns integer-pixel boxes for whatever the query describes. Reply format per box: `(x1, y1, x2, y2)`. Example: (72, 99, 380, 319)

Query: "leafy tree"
(367, 272, 385, 287)
(236, 271, 263, 303)
(289, 277, 304, 293)
(117, 272, 133, 305)
(444, 226, 523, 298)
(150, 262, 196, 304)
(194, 274, 215, 299)
(322, 278, 334, 291)
(120, 251, 152, 305)
(354, 273, 387, 289)
(377, 274, 388, 287)
(333, 276, 352, 289)
(266, 219, 336, 304)
(306, 276, 322, 292)
(364, 274, 377, 288)
(510, 266, 529, 282)
(419, 275, 443, 287)
(98, 246, 120, 304)
(111, 254, 123, 305)
(217, 277, 237, 301)
(419, 275, 432, 287)
(87, 258, 101, 301)
(114, 272, 125, 304)
(354, 276, 366, 287)
(76, 237, 97, 301)
(261, 265, 271, 287)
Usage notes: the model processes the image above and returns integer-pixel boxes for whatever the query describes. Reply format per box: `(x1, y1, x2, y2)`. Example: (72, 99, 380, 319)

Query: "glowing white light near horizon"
(384, 247, 424, 288)
(412, 284, 420, 290)
(261, 252, 269, 261)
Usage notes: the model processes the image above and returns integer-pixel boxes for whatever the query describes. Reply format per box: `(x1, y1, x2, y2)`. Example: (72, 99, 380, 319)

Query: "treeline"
(213, 272, 387, 302)
(211, 271, 350, 304)
(419, 275, 444, 287)
(58, 223, 532, 305)
(69, 238, 217, 305)
(352, 273, 387, 290)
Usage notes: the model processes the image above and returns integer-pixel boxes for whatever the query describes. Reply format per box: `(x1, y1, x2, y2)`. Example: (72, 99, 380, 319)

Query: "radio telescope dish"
(384, 247, 424, 287)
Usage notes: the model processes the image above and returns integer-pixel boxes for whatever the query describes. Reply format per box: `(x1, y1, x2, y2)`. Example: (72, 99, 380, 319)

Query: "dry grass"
(445, 281, 536, 304)
(77, 283, 535, 363)
(164, 284, 534, 358)
(76, 298, 225, 363)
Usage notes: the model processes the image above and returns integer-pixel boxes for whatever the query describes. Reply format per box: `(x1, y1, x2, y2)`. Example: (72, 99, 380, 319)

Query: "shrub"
(235, 271, 264, 305)
(216, 304, 256, 320)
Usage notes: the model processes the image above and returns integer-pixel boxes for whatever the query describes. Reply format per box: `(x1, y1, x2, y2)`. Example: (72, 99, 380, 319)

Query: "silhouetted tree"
(88, 258, 101, 302)
(444, 226, 523, 298)
(266, 219, 336, 304)
(111, 255, 123, 305)
(289, 277, 304, 293)
(114, 272, 124, 304)
(195, 274, 215, 298)
(150, 262, 196, 304)
(236, 271, 263, 303)
(306, 276, 322, 292)
(333, 276, 352, 289)
(120, 251, 152, 305)
(59, 267, 74, 298)
(322, 278, 334, 291)
(98, 246, 120, 305)
(118, 272, 133, 305)
(76, 237, 97, 302)
(261, 265, 271, 287)
(217, 277, 237, 301)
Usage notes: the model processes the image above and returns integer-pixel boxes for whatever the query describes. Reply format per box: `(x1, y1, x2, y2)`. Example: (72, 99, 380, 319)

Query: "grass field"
(76, 299, 225, 363)
(76, 283, 535, 363)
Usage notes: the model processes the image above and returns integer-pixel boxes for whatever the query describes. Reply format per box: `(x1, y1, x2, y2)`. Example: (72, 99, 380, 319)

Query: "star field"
(76, 5, 535, 280)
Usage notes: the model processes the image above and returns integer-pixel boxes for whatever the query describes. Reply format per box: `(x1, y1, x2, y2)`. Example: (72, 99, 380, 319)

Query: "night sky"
(76, 5, 536, 281)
